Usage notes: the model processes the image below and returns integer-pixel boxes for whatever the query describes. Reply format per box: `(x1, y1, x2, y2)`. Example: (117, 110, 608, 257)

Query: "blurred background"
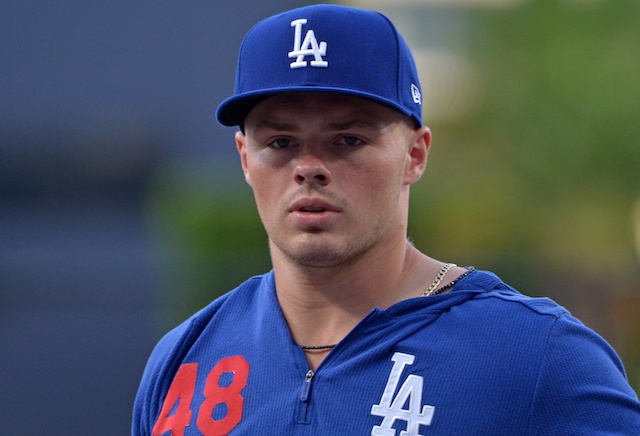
(1, 0, 638, 433)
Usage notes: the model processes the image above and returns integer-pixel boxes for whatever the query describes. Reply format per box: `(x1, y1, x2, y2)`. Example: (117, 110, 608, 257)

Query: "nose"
(293, 152, 332, 186)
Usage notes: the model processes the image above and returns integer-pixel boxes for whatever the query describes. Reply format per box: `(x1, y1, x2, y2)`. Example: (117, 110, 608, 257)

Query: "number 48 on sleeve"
(152, 355, 250, 436)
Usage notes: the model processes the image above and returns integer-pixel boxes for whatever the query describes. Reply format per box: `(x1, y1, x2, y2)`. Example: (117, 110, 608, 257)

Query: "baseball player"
(133, 4, 640, 435)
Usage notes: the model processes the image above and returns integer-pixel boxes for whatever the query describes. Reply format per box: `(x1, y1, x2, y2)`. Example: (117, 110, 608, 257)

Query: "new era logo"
(411, 84, 421, 105)
(288, 18, 328, 69)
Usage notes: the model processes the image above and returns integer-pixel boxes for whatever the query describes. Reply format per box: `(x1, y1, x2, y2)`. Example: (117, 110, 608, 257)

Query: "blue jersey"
(133, 270, 640, 435)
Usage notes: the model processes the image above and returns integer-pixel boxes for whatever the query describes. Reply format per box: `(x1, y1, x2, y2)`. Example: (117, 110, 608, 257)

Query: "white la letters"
(371, 352, 435, 436)
(288, 18, 328, 69)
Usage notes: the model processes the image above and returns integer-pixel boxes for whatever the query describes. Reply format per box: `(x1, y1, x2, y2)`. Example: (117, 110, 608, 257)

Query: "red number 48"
(152, 355, 250, 436)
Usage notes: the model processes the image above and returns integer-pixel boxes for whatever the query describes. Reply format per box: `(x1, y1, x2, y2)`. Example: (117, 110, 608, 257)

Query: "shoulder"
(448, 270, 623, 369)
(459, 270, 640, 431)
(529, 301, 640, 432)
(452, 269, 569, 322)
(132, 271, 274, 432)
(147, 271, 271, 368)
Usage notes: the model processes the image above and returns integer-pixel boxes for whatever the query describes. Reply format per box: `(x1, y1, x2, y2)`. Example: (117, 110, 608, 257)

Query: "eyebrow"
(251, 120, 297, 133)
(323, 119, 381, 131)
(251, 118, 381, 134)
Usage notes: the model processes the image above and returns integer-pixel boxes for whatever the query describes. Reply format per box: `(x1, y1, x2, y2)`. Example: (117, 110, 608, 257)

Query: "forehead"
(244, 93, 409, 130)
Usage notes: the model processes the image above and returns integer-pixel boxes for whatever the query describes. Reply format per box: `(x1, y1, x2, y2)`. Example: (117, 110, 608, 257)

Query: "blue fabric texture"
(133, 269, 640, 435)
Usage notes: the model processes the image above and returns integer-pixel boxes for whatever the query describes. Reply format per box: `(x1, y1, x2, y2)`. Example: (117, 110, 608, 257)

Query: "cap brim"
(215, 86, 418, 127)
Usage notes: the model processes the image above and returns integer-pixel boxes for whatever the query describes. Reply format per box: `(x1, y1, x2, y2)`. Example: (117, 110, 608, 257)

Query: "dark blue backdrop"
(0, 1, 304, 433)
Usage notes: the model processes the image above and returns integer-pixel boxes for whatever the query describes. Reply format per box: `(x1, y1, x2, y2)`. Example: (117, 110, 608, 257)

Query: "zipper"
(296, 369, 315, 423)
(300, 370, 314, 401)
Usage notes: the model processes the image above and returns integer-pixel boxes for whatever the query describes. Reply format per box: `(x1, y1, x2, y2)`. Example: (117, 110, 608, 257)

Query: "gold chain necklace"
(421, 263, 457, 297)
(299, 263, 462, 350)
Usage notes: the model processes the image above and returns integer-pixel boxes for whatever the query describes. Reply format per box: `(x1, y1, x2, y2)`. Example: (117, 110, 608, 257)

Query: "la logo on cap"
(288, 19, 328, 69)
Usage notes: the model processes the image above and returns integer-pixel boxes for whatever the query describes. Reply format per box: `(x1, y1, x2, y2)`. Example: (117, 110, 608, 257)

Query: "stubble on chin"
(270, 228, 382, 270)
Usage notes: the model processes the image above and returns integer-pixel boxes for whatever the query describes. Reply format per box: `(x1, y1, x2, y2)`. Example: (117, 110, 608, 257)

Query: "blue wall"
(0, 1, 303, 433)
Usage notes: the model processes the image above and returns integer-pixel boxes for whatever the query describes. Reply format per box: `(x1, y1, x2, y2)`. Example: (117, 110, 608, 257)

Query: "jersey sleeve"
(131, 318, 207, 436)
(530, 312, 640, 434)
(132, 325, 186, 435)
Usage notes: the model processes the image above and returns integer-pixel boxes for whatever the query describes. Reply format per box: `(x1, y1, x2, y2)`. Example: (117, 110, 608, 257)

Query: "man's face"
(236, 93, 430, 269)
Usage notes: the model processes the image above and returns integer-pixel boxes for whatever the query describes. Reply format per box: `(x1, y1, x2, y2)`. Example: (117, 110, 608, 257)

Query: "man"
(133, 4, 640, 435)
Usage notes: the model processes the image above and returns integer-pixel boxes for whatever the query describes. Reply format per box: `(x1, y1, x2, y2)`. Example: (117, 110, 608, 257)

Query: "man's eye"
(338, 136, 364, 147)
(270, 138, 294, 149)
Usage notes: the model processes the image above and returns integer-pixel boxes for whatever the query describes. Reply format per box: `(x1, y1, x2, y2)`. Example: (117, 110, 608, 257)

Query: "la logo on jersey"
(288, 18, 328, 69)
(371, 352, 435, 436)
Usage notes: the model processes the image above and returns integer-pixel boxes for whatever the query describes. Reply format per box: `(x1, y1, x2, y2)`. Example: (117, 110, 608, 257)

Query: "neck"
(272, 239, 440, 353)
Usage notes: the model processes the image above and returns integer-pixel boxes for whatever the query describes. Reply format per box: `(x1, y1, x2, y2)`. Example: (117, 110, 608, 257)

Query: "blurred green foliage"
(147, 0, 639, 390)
(147, 162, 270, 324)
(409, 0, 640, 390)
(411, 0, 640, 278)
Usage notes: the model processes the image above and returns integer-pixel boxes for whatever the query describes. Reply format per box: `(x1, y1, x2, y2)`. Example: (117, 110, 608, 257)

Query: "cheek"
(343, 166, 401, 213)
(358, 156, 405, 191)
(245, 161, 287, 213)
(249, 171, 276, 204)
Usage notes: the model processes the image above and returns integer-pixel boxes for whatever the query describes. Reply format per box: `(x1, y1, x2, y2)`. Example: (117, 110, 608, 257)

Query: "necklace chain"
(422, 263, 456, 297)
(298, 264, 475, 350)
(299, 343, 337, 351)
(433, 266, 475, 295)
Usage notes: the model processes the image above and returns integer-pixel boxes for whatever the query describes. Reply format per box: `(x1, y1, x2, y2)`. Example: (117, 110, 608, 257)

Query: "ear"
(403, 126, 431, 185)
(235, 131, 252, 186)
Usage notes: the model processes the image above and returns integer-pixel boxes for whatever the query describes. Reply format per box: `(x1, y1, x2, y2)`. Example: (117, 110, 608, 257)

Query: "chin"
(292, 251, 350, 269)
(280, 238, 370, 269)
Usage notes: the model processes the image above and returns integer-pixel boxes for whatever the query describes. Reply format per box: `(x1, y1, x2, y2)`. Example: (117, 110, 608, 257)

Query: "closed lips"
(289, 199, 340, 213)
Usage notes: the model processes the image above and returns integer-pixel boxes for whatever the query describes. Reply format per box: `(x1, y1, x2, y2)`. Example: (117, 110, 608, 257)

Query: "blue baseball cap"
(215, 4, 423, 128)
